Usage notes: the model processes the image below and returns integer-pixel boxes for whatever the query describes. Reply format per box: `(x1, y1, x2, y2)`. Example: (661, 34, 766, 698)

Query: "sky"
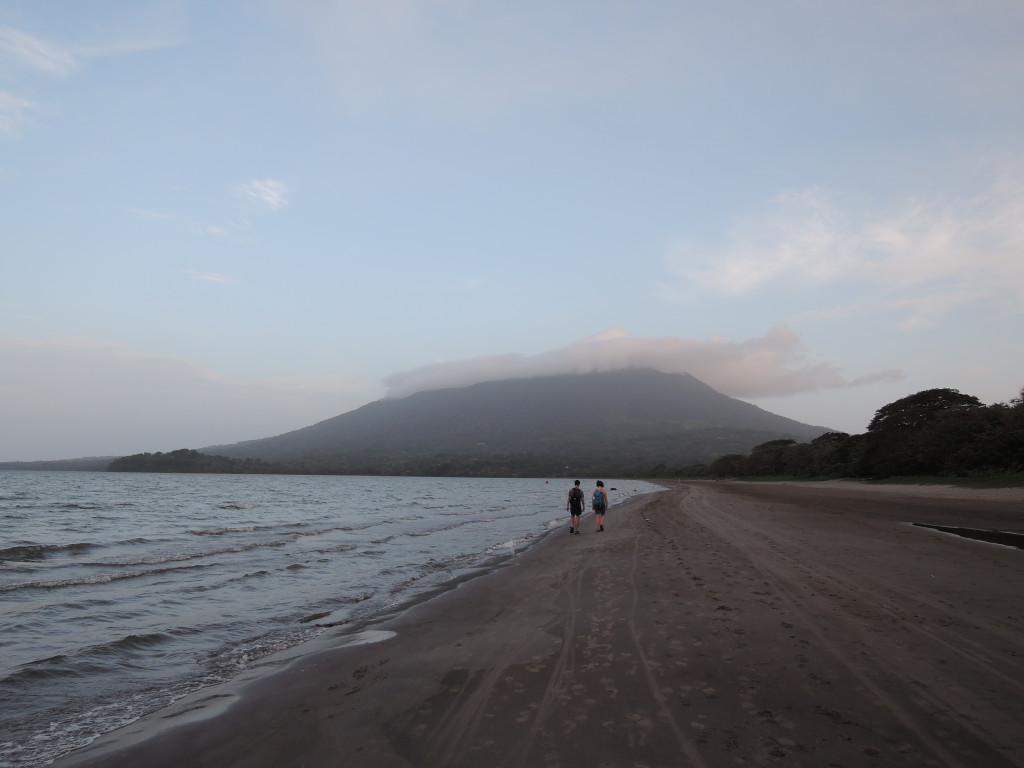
(2, 0, 1023, 462)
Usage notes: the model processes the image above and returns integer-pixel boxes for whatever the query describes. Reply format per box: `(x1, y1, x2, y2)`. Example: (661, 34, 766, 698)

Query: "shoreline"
(54, 483, 1024, 767)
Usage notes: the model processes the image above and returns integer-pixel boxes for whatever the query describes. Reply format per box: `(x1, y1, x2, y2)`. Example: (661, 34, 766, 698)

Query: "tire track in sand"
(682, 483, 1023, 768)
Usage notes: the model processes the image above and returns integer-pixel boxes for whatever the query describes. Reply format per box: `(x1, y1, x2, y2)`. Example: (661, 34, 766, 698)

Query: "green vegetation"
(108, 448, 680, 477)
(678, 387, 1024, 483)
(108, 450, 289, 474)
(0, 457, 114, 472)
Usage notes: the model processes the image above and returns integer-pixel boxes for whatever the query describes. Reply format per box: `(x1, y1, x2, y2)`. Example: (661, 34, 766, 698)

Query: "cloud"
(189, 272, 230, 284)
(0, 14, 181, 140)
(0, 339, 380, 461)
(233, 179, 290, 212)
(666, 181, 1024, 327)
(0, 26, 75, 137)
(0, 91, 35, 138)
(384, 327, 902, 400)
(0, 25, 78, 75)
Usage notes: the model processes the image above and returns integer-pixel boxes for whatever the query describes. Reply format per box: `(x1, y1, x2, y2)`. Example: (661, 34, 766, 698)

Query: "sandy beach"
(54, 481, 1024, 768)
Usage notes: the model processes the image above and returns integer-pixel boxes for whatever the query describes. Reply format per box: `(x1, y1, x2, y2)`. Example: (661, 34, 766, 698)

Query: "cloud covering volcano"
(385, 327, 903, 400)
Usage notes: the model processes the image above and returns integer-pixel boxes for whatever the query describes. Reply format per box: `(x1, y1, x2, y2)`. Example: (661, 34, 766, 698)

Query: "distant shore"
(55, 481, 1024, 768)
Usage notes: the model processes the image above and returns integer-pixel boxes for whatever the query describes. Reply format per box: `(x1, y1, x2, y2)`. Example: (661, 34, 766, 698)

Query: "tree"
(860, 389, 983, 477)
(867, 388, 982, 432)
(697, 385, 1023, 481)
(709, 454, 746, 476)
(742, 439, 797, 476)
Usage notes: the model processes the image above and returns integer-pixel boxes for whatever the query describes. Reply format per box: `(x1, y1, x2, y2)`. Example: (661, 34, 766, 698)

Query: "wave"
(176, 569, 269, 594)
(398, 517, 481, 538)
(0, 561, 217, 593)
(1, 632, 175, 687)
(190, 526, 260, 536)
(76, 535, 301, 569)
(0, 542, 98, 562)
(204, 624, 322, 678)
(316, 544, 359, 554)
(116, 537, 152, 546)
(190, 521, 379, 538)
(485, 534, 534, 553)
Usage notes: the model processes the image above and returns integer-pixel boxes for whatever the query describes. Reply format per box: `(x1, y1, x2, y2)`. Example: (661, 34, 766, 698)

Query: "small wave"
(338, 522, 381, 532)
(317, 544, 358, 554)
(1, 659, 79, 687)
(0, 561, 217, 593)
(0, 542, 97, 562)
(204, 626, 321, 676)
(2, 633, 173, 687)
(226, 569, 269, 585)
(88, 535, 300, 568)
(177, 568, 269, 593)
(190, 525, 258, 536)
(106, 632, 175, 653)
(486, 535, 532, 553)
(294, 524, 365, 538)
(0, 685, 179, 768)
(0, 544, 45, 561)
(438, 507, 483, 516)
(216, 503, 255, 510)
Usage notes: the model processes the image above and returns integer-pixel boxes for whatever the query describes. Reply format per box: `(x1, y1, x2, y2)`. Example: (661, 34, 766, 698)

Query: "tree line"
(107, 448, 659, 478)
(107, 449, 285, 474)
(674, 387, 1024, 480)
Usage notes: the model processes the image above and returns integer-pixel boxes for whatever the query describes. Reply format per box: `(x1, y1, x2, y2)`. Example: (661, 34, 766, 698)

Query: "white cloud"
(233, 179, 290, 211)
(667, 182, 1024, 327)
(0, 339, 380, 461)
(0, 91, 35, 138)
(0, 26, 74, 137)
(0, 14, 181, 141)
(190, 272, 230, 284)
(384, 327, 902, 400)
(0, 25, 78, 75)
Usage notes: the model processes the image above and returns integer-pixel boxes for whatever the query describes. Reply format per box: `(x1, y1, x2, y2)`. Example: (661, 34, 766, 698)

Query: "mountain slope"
(206, 369, 829, 475)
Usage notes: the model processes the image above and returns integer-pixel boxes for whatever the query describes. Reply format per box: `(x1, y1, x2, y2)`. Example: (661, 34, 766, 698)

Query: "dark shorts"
(570, 506, 583, 517)
(593, 504, 607, 514)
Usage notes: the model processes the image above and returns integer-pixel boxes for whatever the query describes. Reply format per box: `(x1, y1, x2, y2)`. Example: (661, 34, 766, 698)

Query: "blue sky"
(2, 0, 1023, 461)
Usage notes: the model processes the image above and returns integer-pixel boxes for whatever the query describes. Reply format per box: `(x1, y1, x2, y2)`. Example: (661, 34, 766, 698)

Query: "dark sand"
(55, 481, 1024, 768)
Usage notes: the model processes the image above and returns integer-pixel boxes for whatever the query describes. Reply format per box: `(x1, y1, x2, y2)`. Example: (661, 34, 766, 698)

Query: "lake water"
(0, 471, 660, 766)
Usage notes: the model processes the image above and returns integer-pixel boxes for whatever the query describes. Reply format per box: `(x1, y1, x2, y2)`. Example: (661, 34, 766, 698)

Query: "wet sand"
(55, 481, 1024, 768)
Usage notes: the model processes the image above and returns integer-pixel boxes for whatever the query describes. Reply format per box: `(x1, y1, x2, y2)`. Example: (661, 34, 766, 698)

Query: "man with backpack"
(566, 480, 585, 535)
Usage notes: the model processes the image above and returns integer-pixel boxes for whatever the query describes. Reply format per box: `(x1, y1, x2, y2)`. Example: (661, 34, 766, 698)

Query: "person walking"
(592, 480, 608, 532)
(566, 480, 584, 534)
